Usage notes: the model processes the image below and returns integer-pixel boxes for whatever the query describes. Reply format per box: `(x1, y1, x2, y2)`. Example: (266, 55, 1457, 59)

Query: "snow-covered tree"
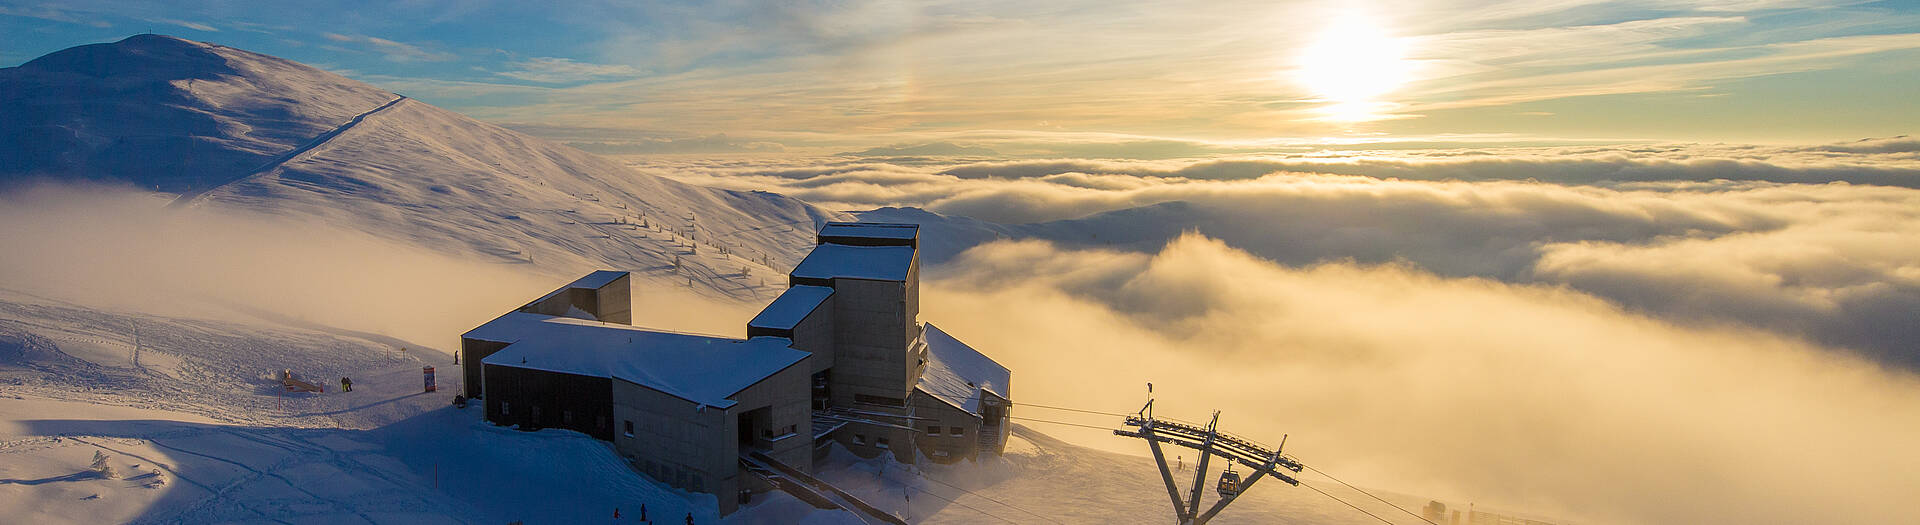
(91, 450, 117, 478)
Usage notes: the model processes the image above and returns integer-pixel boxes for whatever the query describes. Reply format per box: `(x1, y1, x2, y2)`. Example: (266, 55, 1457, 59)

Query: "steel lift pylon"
(1114, 396, 1305, 525)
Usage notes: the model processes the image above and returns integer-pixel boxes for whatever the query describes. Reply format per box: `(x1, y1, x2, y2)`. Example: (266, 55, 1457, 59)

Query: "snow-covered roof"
(819, 222, 919, 243)
(915, 323, 1011, 417)
(568, 270, 627, 290)
(475, 312, 809, 409)
(789, 244, 915, 282)
(749, 285, 835, 331)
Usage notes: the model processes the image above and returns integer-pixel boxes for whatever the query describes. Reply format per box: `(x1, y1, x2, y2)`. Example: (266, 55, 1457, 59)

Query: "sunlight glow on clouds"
(925, 234, 1920, 525)
(630, 140, 1920, 367)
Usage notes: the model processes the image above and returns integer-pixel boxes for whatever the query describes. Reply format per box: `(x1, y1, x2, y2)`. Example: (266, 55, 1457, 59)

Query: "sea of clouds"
(620, 138, 1920, 524)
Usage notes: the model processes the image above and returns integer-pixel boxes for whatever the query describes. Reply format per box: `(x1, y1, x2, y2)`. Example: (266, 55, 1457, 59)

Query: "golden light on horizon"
(1294, 14, 1416, 122)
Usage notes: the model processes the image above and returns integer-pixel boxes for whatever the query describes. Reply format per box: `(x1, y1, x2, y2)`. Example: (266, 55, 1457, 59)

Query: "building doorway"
(737, 406, 772, 452)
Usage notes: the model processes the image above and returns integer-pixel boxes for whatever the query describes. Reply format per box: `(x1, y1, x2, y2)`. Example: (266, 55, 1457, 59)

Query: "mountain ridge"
(3, 34, 844, 301)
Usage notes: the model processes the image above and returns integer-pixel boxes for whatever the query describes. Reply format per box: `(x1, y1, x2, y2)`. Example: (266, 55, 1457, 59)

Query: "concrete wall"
(610, 357, 810, 516)
(460, 338, 510, 398)
(788, 295, 836, 374)
(594, 273, 632, 325)
(828, 277, 915, 407)
(611, 379, 728, 512)
(728, 359, 814, 470)
(516, 275, 629, 324)
(909, 390, 983, 463)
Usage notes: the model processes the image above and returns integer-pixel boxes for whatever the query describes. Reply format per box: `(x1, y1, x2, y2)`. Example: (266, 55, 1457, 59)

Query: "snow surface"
(747, 285, 835, 331)
(914, 324, 1009, 417)
(789, 245, 916, 282)
(3, 34, 848, 302)
(475, 312, 810, 409)
(0, 291, 755, 524)
(567, 269, 629, 291)
(819, 222, 919, 242)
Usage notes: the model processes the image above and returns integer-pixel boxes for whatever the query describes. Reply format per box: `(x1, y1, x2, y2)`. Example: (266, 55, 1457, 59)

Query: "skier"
(613, 507, 620, 519)
(340, 377, 353, 392)
(685, 512, 694, 525)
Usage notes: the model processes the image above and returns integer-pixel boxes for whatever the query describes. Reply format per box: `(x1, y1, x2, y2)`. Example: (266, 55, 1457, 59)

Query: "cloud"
(150, 18, 216, 32)
(321, 33, 455, 63)
(497, 57, 646, 84)
(923, 234, 1920, 525)
(565, 134, 786, 154)
(634, 142, 1920, 368)
(0, 183, 556, 351)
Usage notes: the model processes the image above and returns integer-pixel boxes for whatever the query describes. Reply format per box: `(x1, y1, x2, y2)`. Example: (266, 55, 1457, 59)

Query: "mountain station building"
(459, 222, 1012, 515)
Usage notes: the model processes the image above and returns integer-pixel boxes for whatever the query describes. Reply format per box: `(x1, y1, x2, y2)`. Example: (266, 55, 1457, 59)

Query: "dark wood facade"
(482, 363, 615, 441)
(460, 338, 510, 398)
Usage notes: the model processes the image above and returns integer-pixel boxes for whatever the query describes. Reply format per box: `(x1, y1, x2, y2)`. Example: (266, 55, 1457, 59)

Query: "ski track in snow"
(172, 95, 410, 207)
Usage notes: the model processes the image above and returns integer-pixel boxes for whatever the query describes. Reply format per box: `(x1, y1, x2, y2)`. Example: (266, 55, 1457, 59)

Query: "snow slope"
(0, 290, 759, 525)
(0, 34, 397, 192)
(2, 34, 845, 301)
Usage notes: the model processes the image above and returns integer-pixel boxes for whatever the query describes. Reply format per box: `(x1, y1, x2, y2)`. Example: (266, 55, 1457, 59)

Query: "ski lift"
(1217, 466, 1242, 498)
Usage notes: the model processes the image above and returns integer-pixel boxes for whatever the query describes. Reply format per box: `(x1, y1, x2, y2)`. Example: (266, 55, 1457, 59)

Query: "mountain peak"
(15, 34, 230, 80)
(1, 35, 396, 191)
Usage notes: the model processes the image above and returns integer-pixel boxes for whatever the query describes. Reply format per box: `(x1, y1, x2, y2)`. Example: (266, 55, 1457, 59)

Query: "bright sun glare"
(1294, 16, 1415, 122)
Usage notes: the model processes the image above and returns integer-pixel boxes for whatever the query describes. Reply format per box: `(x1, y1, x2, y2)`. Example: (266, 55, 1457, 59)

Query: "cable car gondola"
(1217, 467, 1242, 498)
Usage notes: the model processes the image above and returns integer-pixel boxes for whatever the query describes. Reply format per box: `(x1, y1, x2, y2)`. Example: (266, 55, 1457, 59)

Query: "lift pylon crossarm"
(1115, 412, 1307, 524)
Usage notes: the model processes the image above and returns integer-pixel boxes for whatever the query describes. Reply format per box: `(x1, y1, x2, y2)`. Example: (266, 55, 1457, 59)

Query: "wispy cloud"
(149, 17, 216, 32)
(322, 32, 455, 63)
(496, 57, 645, 84)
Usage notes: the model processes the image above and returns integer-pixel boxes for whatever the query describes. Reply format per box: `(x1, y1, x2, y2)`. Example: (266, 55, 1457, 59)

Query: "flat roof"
(789, 244, 914, 282)
(568, 270, 628, 290)
(819, 222, 919, 241)
(475, 312, 809, 409)
(915, 323, 1011, 417)
(748, 285, 834, 331)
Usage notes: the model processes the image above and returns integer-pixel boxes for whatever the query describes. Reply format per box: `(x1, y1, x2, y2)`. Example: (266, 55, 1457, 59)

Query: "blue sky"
(3, 0, 1917, 151)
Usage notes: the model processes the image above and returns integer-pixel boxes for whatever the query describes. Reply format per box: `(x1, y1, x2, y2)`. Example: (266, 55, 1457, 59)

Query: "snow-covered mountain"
(1, 34, 842, 301)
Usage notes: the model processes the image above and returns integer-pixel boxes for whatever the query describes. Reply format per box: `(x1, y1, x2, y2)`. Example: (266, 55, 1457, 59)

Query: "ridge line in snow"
(170, 96, 407, 207)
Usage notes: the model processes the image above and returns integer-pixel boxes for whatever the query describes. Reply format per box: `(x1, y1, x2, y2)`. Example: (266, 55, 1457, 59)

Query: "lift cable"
(1007, 415, 1123, 431)
(892, 476, 1024, 524)
(913, 472, 1066, 524)
(914, 391, 1131, 417)
(1300, 479, 1399, 525)
(1301, 463, 1441, 525)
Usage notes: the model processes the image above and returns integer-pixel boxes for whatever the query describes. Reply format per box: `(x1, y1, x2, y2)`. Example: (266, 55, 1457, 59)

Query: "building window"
(949, 427, 965, 437)
(563, 410, 573, 424)
(624, 420, 634, 437)
(876, 437, 891, 449)
(926, 425, 939, 436)
(932, 450, 950, 458)
(853, 434, 866, 445)
(501, 402, 510, 415)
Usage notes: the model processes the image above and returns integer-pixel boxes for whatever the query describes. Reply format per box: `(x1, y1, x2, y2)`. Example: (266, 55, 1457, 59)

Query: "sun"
(1293, 16, 1415, 121)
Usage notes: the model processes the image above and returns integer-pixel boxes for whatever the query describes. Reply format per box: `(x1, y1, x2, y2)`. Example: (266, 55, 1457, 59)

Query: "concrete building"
(458, 222, 1011, 515)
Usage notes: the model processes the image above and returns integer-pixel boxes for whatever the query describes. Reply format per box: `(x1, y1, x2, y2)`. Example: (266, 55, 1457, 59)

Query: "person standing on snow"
(340, 377, 352, 392)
